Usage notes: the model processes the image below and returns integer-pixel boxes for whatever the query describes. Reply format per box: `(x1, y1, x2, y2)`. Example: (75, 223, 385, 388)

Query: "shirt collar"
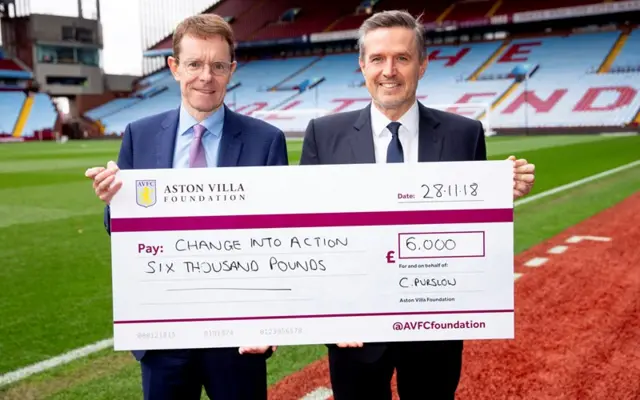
(370, 100, 419, 137)
(178, 103, 225, 137)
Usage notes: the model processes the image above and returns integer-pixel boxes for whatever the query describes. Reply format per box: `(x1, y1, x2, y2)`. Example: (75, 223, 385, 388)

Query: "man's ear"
(168, 56, 179, 81)
(419, 56, 428, 79)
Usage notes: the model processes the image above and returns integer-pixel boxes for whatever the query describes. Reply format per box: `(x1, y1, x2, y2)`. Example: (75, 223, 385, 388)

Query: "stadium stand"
(251, 0, 364, 41)
(474, 31, 622, 79)
(0, 58, 32, 80)
(83, 0, 640, 136)
(19, 93, 60, 138)
(84, 98, 142, 121)
(0, 49, 60, 140)
(88, 29, 640, 134)
(142, 0, 625, 46)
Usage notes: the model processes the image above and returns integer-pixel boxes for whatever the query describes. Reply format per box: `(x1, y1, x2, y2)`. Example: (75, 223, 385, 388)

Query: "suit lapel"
(217, 105, 243, 167)
(348, 104, 376, 163)
(156, 108, 179, 168)
(417, 102, 443, 162)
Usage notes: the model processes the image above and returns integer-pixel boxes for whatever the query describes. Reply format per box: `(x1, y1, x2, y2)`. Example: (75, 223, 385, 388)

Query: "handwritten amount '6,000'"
(404, 237, 456, 252)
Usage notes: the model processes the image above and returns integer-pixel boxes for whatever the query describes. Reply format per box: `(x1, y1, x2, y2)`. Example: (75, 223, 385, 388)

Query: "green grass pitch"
(0, 134, 639, 399)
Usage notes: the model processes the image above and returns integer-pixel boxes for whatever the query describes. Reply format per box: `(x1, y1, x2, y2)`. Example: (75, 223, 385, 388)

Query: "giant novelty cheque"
(108, 161, 515, 351)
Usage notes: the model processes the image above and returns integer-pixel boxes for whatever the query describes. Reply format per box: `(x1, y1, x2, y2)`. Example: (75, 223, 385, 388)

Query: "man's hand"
(85, 161, 122, 204)
(508, 156, 535, 200)
(239, 346, 277, 354)
(336, 342, 363, 348)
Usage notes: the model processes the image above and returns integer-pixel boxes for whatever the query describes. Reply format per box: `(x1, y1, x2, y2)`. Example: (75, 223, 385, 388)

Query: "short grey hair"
(358, 10, 427, 62)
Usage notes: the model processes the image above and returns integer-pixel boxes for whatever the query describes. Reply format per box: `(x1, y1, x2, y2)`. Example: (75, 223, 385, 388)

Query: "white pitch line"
(566, 235, 611, 243)
(514, 159, 640, 207)
(2, 159, 639, 387)
(599, 132, 638, 137)
(301, 387, 333, 400)
(548, 245, 568, 254)
(0, 339, 113, 387)
(524, 257, 548, 267)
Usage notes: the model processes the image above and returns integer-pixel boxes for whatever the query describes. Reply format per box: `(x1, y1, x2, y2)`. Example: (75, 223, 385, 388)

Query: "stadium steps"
(486, 0, 503, 17)
(477, 81, 520, 120)
(98, 100, 142, 121)
(323, 17, 343, 32)
(597, 30, 629, 73)
(269, 74, 327, 110)
(12, 93, 33, 137)
(436, 3, 456, 22)
(271, 91, 304, 110)
(468, 39, 511, 81)
(12, 57, 32, 73)
(271, 57, 323, 90)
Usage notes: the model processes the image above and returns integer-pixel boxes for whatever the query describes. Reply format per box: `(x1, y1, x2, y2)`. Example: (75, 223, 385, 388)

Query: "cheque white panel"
(109, 161, 515, 350)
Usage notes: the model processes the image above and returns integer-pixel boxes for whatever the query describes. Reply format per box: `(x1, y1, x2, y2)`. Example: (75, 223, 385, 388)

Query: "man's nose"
(199, 65, 214, 81)
(382, 59, 396, 76)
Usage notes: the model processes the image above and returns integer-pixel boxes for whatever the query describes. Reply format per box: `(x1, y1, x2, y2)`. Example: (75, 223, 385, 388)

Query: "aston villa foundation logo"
(136, 180, 157, 208)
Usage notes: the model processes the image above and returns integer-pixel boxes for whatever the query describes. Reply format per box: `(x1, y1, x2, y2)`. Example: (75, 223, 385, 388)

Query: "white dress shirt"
(369, 100, 419, 163)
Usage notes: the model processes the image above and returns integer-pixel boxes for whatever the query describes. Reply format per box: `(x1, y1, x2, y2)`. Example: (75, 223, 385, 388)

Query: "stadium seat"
(492, 73, 640, 128)
(495, 0, 603, 15)
(477, 31, 621, 79)
(0, 91, 26, 135)
(445, 0, 495, 22)
(251, 0, 363, 41)
(21, 93, 58, 137)
(85, 98, 142, 121)
(610, 29, 640, 72)
(0, 58, 31, 77)
(136, 69, 172, 88)
(424, 41, 504, 82)
(0, 59, 25, 72)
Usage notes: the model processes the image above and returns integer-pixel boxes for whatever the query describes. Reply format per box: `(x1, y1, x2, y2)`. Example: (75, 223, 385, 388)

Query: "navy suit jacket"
(299, 101, 486, 362)
(300, 101, 486, 166)
(103, 104, 288, 360)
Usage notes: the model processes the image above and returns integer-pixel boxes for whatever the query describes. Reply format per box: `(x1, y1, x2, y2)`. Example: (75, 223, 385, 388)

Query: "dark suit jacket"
(102, 104, 288, 361)
(299, 101, 487, 362)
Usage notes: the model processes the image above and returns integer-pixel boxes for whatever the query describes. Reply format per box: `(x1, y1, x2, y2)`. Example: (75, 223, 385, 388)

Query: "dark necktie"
(386, 121, 404, 163)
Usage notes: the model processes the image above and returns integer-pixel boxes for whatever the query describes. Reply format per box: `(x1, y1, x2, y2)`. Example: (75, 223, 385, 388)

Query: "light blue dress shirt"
(172, 105, 225, 168)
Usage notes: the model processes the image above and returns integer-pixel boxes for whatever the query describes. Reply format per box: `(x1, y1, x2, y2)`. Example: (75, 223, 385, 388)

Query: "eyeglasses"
(177, 58, 233, 76)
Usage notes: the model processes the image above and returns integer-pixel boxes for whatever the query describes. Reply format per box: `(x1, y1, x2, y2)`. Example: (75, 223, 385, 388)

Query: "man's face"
(168, 34, 236, 120)
(359, 27, 427, 115)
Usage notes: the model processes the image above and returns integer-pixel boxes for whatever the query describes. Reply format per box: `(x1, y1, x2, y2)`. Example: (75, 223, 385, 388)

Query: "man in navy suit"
(299, 10, 535, 400)
(85, 14, 286, 400)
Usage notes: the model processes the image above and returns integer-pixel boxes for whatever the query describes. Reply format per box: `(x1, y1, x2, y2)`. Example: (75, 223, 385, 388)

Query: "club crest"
(136, 180, 157, 208)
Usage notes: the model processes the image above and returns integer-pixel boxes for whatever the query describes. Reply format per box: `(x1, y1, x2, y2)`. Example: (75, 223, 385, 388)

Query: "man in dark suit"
(85, 14, 285, 400)
(299, 10, 535, 400)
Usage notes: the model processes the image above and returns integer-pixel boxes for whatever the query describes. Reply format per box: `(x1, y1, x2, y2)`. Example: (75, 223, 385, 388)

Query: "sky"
(0, 0, 146, 76)
(0, 0, 220, 76)
(24, 0, 143, 76)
